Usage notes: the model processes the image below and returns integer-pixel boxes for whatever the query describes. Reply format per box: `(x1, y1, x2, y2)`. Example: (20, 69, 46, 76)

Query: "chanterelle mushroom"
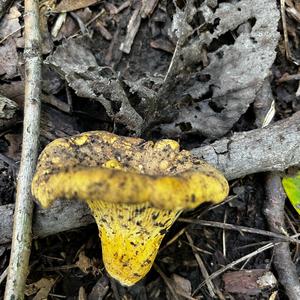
(32, 131, 229, 286)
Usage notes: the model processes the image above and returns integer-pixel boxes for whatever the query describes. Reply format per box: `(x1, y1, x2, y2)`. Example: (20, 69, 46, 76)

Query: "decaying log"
(191, 111, 300, 180)
(0, 112, 299, 245)
(0, 201, 92, 245)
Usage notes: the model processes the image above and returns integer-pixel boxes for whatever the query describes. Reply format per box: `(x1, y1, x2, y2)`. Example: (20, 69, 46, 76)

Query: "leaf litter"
(0, 0, 292, 298)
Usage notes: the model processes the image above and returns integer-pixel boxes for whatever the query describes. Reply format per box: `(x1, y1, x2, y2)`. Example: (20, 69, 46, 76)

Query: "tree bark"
(191, 111, 300, 180)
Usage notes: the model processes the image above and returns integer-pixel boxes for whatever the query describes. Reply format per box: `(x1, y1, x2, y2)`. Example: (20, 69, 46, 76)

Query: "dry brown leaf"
(0, 81, 24, 107)
(0, 96, 18, 131)
(39, 1, 54, 54)
(25, 278, 56, 300)
(159, 0, 280, 138)
(54, 0, 101, 13)
(45, 38, 143, 134)
(4, 133, 22, 161)
(0, 6, 21, 39)
(0, 96, 18, 122)
(0, 38, 19, 78)
(141, 0, 159, 18)
(75, 251, 94, 274)
(172, 274, 192, 296)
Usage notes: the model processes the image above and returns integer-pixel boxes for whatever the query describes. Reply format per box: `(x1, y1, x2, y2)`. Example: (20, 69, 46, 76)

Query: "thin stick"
(178, 219, 300, 244)
(4, 0, 42, 299)
(159, 227, 187, 253)
(153, 263, 180, 300)
(0, 267, 8, 285)
(264, 173, 300, 300)
(222, 210, 227, 258)
(163, 0, 193, 83)
(0, 26, 24, 45)
(109, 278, 121, 300)
(280, 0, 291, 60)
(185, 232, 216, 298)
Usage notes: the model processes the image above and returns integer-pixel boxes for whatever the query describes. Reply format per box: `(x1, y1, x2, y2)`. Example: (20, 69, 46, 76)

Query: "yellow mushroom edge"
(31, 131, 229, 286)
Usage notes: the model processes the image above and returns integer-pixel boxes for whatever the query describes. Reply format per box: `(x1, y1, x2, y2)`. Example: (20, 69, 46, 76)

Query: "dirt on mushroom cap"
(31, 131, 229, 210)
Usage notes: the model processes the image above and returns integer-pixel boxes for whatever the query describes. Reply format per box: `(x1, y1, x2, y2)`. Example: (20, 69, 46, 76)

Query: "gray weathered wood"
(0, 201, 93, 245)
(191, 111, 300, 180)
(0, 112, 299, 245)
(4, 0, 42, 298)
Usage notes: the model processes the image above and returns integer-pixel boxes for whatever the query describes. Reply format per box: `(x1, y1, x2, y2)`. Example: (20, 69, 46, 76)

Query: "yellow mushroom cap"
(31, 131, 229, 285)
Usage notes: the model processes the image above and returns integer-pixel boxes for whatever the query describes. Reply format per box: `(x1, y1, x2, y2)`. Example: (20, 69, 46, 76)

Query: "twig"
(277, 72, 300, 83)
(264, 173, 300, 300)
(153, 263, 180, 300)
(185, 232, 216, 298)
(4, 0, 42, 299)
(159, 227, 187, 253)
(178, 219, 300, 244)
(0, 267, 8, 285)
(109, 278, 121, 300)
(222, 210, 227, 258)
(119, 3, 141, 54)
(280, 0, 292, 60)
(163, 0, 193, 84)
(0, 26, 24, 45)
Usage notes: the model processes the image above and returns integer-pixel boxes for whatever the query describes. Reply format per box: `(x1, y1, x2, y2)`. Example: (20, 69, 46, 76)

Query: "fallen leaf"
(172, 274, 192, 296)
(76, 251, 93, 273)
(223, 269, 277, 295)
(25, 278, 56, 300)
(0, 81, 24, 107)
(0, 5, 21, 39)
(4, 133, 22, 161)
(282, 171, 300, 215)
(0, 38, 19, 78)
(158, 0, 280, 138)
(45, 38, 143, 134)
(0, 96, 18, 121)
(54, 0, 101, 13)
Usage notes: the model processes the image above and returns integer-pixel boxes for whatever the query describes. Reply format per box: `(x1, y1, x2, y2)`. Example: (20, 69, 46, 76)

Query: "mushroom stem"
(88, 201, 180, 286)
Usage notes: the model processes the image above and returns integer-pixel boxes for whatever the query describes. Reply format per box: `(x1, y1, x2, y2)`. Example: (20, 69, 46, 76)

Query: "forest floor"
(0, 0, 300, 299)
